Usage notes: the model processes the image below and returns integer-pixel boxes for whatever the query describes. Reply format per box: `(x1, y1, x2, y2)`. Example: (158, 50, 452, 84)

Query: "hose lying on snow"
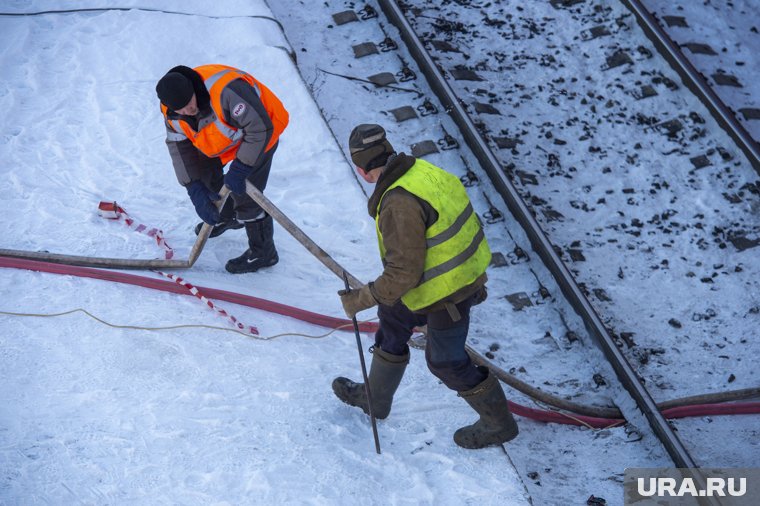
(467, 346, 760, 420)
(3, 255, 758, 428)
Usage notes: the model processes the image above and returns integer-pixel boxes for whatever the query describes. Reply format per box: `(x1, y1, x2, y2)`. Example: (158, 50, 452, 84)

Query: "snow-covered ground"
(2, 1, 758, 505)
(0, 1, 531, 504)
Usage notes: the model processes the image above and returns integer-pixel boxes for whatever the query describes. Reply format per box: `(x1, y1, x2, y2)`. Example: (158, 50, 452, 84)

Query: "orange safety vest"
(160, 64, 289, 163)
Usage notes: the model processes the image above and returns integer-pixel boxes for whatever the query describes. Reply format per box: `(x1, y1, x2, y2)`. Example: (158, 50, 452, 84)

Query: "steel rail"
(376, 0, 700, 470)
(620, 0, 760, 174)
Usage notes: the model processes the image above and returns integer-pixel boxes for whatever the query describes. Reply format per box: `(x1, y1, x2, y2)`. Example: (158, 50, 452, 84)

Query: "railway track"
(621, 0, 760, 173)
(637, 0, 760, 148)
(381, 0, 760, 453)
(270, 8, 662, 502)
(378, 0, 712, 474)
(281, 0, 759, 502)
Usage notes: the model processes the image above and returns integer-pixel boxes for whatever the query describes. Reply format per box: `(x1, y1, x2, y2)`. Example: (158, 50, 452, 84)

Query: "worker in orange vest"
(156, 64, 289, 273)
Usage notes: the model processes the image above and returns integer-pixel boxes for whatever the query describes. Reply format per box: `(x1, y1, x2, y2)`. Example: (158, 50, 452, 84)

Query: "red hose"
(2, 256, 758, 426)
(0, 256, 379, 333)
(508, 401, 625, 428)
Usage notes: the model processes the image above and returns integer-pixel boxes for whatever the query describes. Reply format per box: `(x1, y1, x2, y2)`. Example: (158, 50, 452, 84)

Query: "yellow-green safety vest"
(376, 159, 491, 311)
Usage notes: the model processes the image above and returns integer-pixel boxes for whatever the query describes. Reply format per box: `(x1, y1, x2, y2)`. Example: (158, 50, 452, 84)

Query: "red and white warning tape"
(155, 271, 260, 336)
(96, 201, 257, 334)
(97, 201, 174, 259)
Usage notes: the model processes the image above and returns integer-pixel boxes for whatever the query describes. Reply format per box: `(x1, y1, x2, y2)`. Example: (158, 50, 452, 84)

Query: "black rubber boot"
(225, 214, 279, 274)
(332, 347, 409, 419)
(194, 197, 242, 238)
(454, 370, 519, 449)
(194, 219, 244, 238)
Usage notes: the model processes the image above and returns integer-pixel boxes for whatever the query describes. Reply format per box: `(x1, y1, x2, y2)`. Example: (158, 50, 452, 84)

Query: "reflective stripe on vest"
(202, 67, 253, 152)
(166, 125, 187, 141)
(160, 64, 288, 163)
(376, 159, 491, 311)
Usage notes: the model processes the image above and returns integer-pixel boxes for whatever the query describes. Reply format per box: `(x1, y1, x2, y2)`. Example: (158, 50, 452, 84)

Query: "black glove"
(224, 159, 253, 195)
(186, 181, 221, 225)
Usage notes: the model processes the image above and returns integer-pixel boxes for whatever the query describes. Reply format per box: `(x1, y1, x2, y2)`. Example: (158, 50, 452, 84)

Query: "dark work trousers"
(200, 143, 278, 222)
(374, 294, 487, 392)
(230, 142, 278, 222)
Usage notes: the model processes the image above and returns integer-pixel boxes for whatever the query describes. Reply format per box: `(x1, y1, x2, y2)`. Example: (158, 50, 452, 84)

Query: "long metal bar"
(243, 181, 363, 288)
(0, 187, 230, 270)
(344, 272, 382, 454)
(0, 249, 189, 269)
(620, 0, 760, 174)
(376, 0, 699, 468)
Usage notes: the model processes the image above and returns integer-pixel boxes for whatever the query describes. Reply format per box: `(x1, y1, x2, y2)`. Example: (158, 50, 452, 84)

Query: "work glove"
(186, 181, 221, 225)
(338, 284, 378, 319)
(472, 286, 488, 306)
(224, 159, 253, 195)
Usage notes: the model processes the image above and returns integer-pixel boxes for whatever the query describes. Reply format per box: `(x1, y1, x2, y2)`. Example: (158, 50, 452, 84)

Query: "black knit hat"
(155, 71, 194, 110)
(349, 124, 395, 170)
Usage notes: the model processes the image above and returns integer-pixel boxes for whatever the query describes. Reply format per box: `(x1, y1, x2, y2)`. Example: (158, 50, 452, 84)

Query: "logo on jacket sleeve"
(232, 103, 246, 117)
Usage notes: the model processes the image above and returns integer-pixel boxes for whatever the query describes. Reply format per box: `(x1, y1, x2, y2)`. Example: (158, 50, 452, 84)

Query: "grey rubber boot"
(454, 371, 519, 449)
(332, 347, 409, 419)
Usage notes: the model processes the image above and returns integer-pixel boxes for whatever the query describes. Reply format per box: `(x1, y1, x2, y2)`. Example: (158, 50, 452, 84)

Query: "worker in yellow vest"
(155, 64, 288, 273)
(334, 124, 518, 449)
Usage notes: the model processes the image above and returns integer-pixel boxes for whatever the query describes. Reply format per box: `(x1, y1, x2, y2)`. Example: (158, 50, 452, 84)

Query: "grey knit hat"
(348, 124, 395, 170)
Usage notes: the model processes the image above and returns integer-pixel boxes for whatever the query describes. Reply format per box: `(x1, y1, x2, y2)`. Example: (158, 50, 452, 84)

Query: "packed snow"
(2, 1, 757, 505)
(0, 1, 532, 504)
